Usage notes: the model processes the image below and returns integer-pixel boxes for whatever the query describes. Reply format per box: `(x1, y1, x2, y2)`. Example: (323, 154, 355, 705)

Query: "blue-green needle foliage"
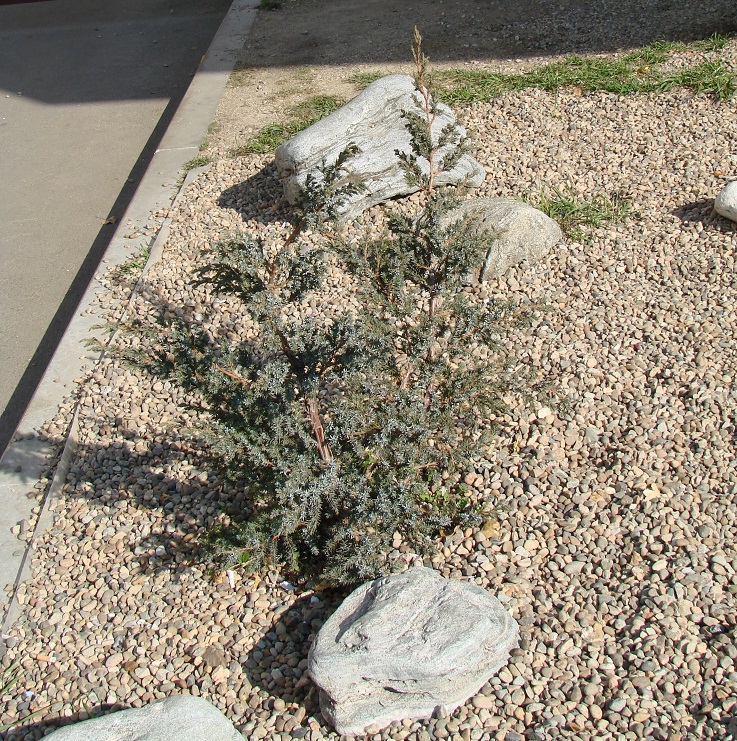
(131, 31, 533, 585)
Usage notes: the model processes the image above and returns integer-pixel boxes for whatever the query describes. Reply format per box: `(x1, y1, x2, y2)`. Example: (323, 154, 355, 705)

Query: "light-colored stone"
(308, 565, 519, 736)
(274, 75, 485, 221)
(442, 197, 562, 279)
(563, 560, 585, 575)
(44, 695, 243, 741)
(715, 180, 737, 222)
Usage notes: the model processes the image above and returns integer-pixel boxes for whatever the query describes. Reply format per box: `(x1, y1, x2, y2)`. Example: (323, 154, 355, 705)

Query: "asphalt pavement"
(0, 0, 234, 456)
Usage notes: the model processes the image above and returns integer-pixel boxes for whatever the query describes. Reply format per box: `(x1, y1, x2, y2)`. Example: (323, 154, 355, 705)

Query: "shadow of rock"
(672, 199, 737, 232)
(217, 163, 293, 230)
(5, 702, 125, 741)
(241, 591, 346, 728)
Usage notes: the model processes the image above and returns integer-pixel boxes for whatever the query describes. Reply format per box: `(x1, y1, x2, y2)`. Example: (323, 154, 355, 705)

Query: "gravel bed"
(1, 41, 736, 741)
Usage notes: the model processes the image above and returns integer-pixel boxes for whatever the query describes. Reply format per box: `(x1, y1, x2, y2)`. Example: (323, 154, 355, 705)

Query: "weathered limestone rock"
(715, 180, 737, 222)
(274, 75, 485, 221)
(308, 565, 519, 736)
(443, 196, 562, 280)
(44, 695, 243, 741)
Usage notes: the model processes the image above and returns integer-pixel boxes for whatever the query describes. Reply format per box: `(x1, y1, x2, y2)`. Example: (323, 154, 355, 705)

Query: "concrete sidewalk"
(0, 0, 258, 623)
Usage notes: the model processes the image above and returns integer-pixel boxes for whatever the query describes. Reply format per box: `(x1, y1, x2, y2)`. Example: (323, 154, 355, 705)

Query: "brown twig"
(214, 364, 251, 387)
(413, 27, 439, 195)
(306, 396, 333, 464)
(399, 363, 414, 391)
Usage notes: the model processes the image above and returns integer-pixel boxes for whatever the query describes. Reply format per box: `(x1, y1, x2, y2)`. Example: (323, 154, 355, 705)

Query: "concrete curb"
(0, 163, 209, 634)
(0, 407, 80, 633)
(0, 0, 258, 626)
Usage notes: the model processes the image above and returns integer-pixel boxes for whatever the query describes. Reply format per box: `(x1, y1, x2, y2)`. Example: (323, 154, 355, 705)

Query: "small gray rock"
(584, 426, 601, 444)
(563, 560, 586, 576)
(715, 181, 737, 222)
(202, 645, 227, 668)
(44, 695, 243, 741)
(274, 75, 484, 221)
(308, 565, 519, 736)
(442, 197, 562, 279)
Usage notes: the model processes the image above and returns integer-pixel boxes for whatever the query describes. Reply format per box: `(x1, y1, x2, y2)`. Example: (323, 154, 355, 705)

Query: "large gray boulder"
(715, 180, 737, 222)
(274, 75, 485, 221)
(443, 196, 562, 280)
(308, 565, 519, 736)
(44, 695, 243, 741)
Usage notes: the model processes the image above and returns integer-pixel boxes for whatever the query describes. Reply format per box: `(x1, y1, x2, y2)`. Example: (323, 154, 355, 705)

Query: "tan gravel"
(1, 23, 736, 741)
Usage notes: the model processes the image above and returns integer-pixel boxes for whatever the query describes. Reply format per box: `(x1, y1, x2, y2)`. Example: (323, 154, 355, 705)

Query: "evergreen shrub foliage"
(132, 30, 533, 585)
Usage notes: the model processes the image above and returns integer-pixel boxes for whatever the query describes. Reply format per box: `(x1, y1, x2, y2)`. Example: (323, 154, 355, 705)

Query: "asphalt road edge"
(0, 0, 258, 629)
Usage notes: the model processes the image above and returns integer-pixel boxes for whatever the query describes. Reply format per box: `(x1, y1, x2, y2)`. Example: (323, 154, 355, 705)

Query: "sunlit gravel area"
(2, 41, 737, 741)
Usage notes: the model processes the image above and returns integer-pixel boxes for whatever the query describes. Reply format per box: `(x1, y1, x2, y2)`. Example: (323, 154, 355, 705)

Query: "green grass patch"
(527, 188, 632, 241)
(108, 244, 152, 284)
(0, 662, 50, 733)
(183, 155, 211, 172)
(232, 94, 346, 156)
(291, 94, 346, 120)
(293, 67, 316, 82)
(234, 123, 290, 155)
(347, 70, 394, 90)
(257, 0, 281, 10)
(660, 60, 736, 99)
(687, 33, 730, 52)
(199, 121, 220, 151)
(177, 155, 212, 187)
(228, 68, 255, 88)
(436, 35, 735, 104)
